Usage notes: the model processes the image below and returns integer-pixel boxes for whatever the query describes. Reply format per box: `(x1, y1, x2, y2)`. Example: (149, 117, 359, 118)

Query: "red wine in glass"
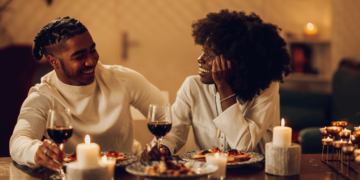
(147, 121, 172, 139)
(46, 126, 73, 144)
(147, 104, 172, 149)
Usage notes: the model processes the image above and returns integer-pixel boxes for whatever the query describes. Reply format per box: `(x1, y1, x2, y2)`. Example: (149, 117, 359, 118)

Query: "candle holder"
(319, 128, 329, 139)
(340, 129, 352, 141)
(332, 140, 347, 168)
(322, 138, 333, 163)
(332, 121, 348, 128)
(342, 145, 355, 176)
(326, 126, 343, 140)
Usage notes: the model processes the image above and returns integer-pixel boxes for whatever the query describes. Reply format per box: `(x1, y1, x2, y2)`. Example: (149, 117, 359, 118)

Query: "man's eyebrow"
(70, 43, 96, 57)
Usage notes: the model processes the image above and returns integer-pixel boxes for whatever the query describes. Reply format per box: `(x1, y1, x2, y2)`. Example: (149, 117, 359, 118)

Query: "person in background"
(10, 16, 166, 171)
(142, 9, 291, 161)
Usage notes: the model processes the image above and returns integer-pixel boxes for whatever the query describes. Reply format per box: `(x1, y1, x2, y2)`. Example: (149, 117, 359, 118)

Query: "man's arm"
(10, 92, 64, 170)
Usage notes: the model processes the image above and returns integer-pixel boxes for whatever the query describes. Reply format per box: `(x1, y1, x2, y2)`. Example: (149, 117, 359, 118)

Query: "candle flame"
(327, 136, 330, 140)
(307, 23, 314, 31)
(281, 118, 285, 126)
(102, 155, 107, 163)
(344, 128, 347, 131)
(349, 139, 352, 144)
(340, 139, 343, 142)
(333, 127, 336, 130)
(85, 134, 90, 144)
(215, 153, 219, 157)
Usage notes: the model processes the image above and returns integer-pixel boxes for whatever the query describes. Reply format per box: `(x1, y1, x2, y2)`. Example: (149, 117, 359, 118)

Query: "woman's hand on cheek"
(212, 54, 234, 88)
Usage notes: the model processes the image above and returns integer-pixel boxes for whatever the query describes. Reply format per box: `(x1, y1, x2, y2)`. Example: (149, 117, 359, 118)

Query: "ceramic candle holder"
(319, 128, 328, 137)
(342, 145, 355, 156)
(326, 126, 343, 136)
(331, 121, 348, 128)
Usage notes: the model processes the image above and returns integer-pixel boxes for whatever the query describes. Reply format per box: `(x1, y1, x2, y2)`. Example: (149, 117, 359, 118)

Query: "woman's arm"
(213, 82, 280, 151)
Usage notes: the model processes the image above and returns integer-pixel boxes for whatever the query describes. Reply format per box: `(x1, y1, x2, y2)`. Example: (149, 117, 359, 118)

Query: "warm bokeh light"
(85, 134, 90, 144)
(215, 153, 219, 157)
(102, 155, 107, 163)
(281, 118, 285, 126)
(307, 23, 314, 31)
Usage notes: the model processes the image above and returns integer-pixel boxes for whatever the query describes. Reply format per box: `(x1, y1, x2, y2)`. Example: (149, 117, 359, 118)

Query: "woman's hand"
(212, 55, 234, 89)
(34, 139, 65, 171)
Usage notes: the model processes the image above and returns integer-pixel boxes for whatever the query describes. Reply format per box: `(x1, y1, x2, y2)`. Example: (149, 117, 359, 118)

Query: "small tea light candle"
(273, 118, 292, 147)
(77, 135, 100, 168)
(205, 153, 227, 179)
(102, 155, 116, 180)
(322, 136, 334, 145)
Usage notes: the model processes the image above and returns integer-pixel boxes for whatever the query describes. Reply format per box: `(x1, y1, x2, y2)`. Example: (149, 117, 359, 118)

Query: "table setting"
(3, 104, 306, 180)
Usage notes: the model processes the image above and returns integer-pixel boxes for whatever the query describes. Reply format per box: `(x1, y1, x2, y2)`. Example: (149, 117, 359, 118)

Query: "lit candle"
(77, 134, 100, 168)
(273, 118, 292, 147)
(304, 22, 318, 36)
(205, 153, 227, 179)
(102, 155, 116, 180)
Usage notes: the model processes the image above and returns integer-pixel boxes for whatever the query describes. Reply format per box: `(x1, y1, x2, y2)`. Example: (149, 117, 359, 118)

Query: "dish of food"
(126, 159, 218, 180)
(179, 148, 264, 167)
(64, 149, 137, 167)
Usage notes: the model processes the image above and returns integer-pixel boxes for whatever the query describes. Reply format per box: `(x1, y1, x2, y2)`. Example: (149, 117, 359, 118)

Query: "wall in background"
(331, 0, 360, 73)
(1, 0, 333, 103)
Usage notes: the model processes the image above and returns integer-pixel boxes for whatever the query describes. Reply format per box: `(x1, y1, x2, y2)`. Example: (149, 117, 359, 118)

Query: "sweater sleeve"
(125, 69, 167, 118)
(213, 82, 279, 151)
(9, 92, 51, 168)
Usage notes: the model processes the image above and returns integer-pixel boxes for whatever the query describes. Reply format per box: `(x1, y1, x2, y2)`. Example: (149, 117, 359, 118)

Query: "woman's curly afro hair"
(192, 9, 291, 102)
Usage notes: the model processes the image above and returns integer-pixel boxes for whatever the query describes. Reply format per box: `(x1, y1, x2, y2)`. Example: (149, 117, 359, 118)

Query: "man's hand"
(34, 139, 65, 171)
(141, 141, 170, 162)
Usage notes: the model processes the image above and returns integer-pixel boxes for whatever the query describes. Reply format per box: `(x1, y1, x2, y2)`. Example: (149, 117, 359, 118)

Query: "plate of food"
(126, 158, 218, 180)
(64, 149, 137, 167)
(179, 147, 264, 168)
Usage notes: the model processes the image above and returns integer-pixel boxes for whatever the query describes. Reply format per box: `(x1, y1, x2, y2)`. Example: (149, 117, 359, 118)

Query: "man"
(10, 17, 166, 171)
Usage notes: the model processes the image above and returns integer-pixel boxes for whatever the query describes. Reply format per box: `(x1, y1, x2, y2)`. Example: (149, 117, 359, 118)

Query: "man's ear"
(47, 55, 59, 69)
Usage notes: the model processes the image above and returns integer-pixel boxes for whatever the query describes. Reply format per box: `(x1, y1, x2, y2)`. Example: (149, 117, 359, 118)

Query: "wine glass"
(147, 104, 172, 150)
(46, 107, 73, 180)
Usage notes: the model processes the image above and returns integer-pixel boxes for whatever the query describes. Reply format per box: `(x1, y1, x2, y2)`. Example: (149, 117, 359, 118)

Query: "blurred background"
(1, 0, 359, 156)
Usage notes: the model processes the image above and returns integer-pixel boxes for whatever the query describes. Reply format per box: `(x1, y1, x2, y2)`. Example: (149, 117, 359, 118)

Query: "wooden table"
(0, 154, 351, 180)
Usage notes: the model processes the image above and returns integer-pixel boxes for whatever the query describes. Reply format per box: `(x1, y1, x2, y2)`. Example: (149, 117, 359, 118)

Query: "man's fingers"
(36, 147, 62, 170)
(47, 143, 64, 164)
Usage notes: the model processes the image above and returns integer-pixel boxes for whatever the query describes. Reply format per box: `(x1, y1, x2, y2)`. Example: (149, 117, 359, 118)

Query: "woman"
(142, 9, 291, 161)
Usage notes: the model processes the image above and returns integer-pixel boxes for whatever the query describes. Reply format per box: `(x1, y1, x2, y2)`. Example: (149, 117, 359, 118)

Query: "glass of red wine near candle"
(147, 104, 172, 152)
(46, 107, 73, 180)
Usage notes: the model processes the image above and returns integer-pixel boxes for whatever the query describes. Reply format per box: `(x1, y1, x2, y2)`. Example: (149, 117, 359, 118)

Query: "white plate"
(126, 160, 218, 180)
(179, 150, 264, 168)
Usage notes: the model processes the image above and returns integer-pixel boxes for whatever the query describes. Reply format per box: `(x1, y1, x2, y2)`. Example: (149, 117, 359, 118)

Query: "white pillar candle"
(77, 134, 100, 168)
(205, 153, 227, 179)
(101, 155, 116, 180)
(273, 118, 292, 147)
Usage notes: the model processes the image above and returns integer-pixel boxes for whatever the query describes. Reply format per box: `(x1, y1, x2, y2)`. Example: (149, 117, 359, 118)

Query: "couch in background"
(293, 60, 360, 154)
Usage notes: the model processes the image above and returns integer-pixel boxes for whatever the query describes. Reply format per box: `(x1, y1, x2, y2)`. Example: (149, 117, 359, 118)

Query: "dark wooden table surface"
(0, 154, 354, 180)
